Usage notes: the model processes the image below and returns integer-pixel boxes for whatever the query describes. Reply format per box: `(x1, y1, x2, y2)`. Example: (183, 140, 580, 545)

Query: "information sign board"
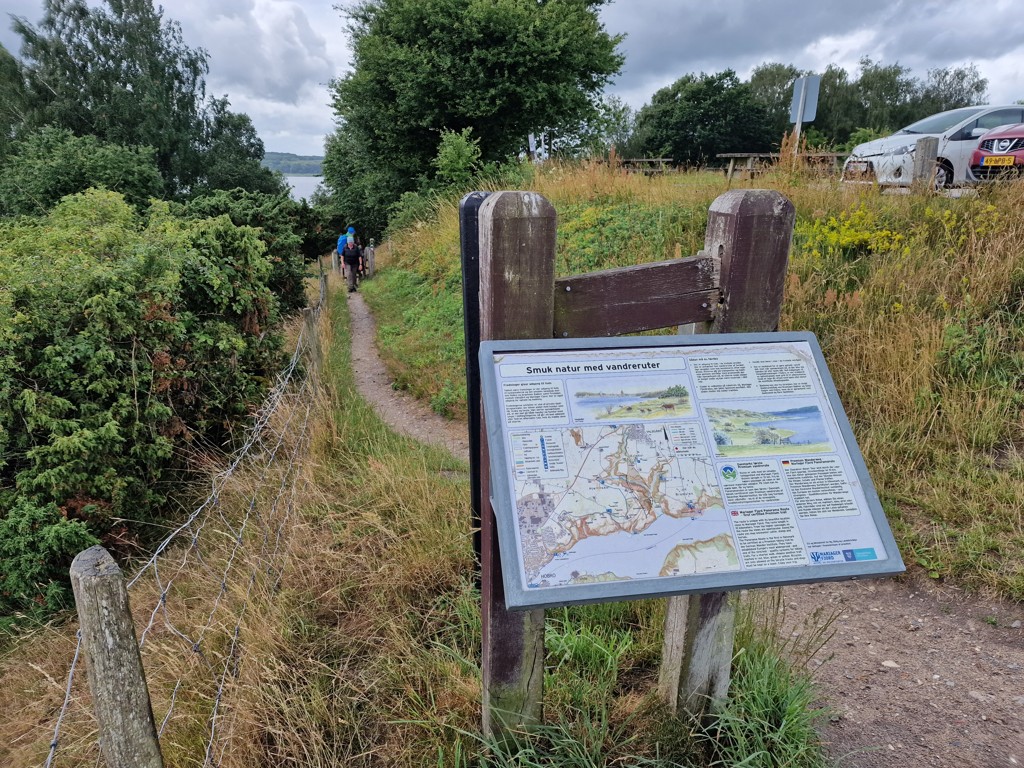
(480, 333, 904, 610)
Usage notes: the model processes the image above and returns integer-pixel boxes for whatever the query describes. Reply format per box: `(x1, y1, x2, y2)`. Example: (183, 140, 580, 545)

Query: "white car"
(842, 105, 1024, 188)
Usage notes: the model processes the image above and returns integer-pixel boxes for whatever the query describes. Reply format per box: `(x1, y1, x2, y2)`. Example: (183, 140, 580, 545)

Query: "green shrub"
(0, 126, 164, 216)
(0, 189, 286, 618)
(0, 499, 99, 621)
(179, 188, 308, 314)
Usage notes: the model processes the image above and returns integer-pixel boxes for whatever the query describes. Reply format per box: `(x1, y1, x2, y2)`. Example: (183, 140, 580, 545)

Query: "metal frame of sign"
(480, 332, 905, 610)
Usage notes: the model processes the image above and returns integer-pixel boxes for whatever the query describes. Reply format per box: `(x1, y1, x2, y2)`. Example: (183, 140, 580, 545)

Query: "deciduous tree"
(9, 0, 277, 198)
(917, 64, 989, 115)
(13, 0, 207, 194)
(748, 62, 803, 141)
(631, 70, 774, 166)
(324, 0, 622, 230)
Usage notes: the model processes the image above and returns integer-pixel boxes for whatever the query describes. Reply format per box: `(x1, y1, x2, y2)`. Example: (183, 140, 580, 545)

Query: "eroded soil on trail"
(346, 290, 1024, 768)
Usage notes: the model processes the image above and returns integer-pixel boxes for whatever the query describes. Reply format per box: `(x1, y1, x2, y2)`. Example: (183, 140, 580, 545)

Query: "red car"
(969, 123, 1024, 180)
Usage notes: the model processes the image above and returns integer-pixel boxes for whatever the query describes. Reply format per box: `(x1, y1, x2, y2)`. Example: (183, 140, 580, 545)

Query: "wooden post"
(365, 241, 376, 277)
(477, 191, 556, 735)
(912, 136, 940, 190)
(659, 189, 795, 718)
(70, 546, 163, 768)
(303, 307, 321, 374)
(331, 248, 340, 274)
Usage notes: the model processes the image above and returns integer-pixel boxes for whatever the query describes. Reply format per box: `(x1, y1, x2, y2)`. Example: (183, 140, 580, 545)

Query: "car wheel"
(933, 160, 954, 190)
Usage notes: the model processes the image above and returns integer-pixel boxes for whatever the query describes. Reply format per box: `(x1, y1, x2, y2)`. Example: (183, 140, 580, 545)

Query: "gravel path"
(347, 291, 470, 460)
(345, 290, 1024, 767)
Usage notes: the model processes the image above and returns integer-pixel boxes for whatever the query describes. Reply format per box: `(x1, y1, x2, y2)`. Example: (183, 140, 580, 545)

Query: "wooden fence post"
(70, 546, 163, 768)
(302, 307, 321, 375)
(659, 189, 795, 717)
(912, 136, 940, 191)
(477, 191, 556, 735)
(365, 241, 376, 277)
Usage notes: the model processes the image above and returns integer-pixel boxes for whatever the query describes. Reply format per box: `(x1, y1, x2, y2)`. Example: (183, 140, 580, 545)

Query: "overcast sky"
(3, 0, 1024, 158)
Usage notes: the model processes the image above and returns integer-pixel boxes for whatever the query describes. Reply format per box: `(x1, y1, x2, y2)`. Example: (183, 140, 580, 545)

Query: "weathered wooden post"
(331, 248, 340, 274)
(467, 187, 795, 731)
(658, 189, 795, 716)
(912, 136, 940, 191)
(302, 307, 321, 375)
(70, 546, 163, 768)
(477, 191, 556, 734)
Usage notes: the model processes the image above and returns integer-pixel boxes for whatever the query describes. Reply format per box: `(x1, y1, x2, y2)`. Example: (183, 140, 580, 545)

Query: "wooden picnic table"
(599, 157, 674, 174)
(716, 152, 849, 181)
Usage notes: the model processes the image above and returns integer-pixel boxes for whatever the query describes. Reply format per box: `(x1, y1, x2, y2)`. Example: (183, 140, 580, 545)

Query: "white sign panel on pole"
(789, 75, 821, 124)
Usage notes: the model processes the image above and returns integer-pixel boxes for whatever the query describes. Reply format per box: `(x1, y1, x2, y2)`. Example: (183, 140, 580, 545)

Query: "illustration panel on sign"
(706, 401, 832, 457)
(568, 374, 693, 422)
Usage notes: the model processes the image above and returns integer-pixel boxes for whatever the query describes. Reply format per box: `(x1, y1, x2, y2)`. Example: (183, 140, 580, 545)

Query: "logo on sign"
(809, 550, 843, 564)
(721, 465, 738, 481)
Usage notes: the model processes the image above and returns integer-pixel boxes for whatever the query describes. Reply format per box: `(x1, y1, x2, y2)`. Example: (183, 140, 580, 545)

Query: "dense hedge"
(177, 188, 309, 314)
(0, 189, 290, 619)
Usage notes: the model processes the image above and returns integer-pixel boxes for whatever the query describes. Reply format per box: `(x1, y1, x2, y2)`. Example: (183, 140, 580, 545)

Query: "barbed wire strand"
(137, 381, 308, 652)
(41, 631, 83, 768)
(153, 384, 312, 736)
(126, 323, 308, 591)
(205, 401, 313, 765)
(208, 399, 315, 765)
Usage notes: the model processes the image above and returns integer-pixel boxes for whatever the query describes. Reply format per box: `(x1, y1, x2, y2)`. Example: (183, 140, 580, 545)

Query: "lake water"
(284, 175, 323, 202)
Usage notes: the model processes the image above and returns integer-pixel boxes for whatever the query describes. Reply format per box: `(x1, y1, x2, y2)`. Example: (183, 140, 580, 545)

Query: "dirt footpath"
(345, 291, 1024, 768)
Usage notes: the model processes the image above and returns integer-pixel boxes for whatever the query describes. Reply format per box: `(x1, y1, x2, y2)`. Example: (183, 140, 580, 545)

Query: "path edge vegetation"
(240, 276, 837, 765)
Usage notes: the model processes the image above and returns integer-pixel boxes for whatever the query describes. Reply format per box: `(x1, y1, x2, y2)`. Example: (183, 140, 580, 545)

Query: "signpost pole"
(477, 191, 557, 735)
(659, 189, 796, 718)
(461, 191, 491, 577)
(792, 80, 807, 154)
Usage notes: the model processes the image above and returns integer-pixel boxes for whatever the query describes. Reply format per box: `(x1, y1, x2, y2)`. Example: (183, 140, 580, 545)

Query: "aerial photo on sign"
(481, 335, 903, 609)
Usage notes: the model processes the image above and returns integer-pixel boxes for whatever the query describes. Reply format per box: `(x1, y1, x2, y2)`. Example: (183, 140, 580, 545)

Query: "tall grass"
(363, 162, 1024, 599)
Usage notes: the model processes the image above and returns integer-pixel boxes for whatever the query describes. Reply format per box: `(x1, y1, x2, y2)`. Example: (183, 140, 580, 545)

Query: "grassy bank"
(362, 163, 1024, 601)
(0, 276, 833, 764)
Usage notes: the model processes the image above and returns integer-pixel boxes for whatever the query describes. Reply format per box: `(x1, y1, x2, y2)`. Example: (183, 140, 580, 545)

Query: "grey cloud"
(178, 2, 336, 106)
(598, 0, 1019, 108)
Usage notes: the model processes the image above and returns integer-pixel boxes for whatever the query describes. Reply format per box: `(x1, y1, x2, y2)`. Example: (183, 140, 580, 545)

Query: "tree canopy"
(629, 71, 774, 166)
(324, 0, 623, 234)
(627, 58, 990, 161)
(5, 0, 283, 198)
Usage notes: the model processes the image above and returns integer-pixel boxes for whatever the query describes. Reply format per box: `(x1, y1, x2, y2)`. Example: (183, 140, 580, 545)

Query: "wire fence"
(41, 267, 329, 768)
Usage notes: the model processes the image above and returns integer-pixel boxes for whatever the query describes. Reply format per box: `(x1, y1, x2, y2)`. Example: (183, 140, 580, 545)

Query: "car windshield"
(896, 107, 987, 135)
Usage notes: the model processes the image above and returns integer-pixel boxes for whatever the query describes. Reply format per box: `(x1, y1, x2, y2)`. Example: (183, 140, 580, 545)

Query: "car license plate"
(846, 161, 869, 173)
(982, 155, 1015, 167)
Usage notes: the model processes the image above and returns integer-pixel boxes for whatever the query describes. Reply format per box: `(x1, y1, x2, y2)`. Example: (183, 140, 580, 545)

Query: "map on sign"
(514, 423, 739, 588)
(480, 333, 905, 609)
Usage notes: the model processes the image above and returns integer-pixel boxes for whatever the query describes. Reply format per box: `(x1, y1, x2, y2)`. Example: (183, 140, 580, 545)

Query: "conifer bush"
(0, 189, 288, 620)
